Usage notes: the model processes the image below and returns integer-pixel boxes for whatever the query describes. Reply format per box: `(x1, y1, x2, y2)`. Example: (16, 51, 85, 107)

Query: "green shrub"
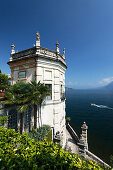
(66, 116, 71, 123)
(0, 73, 10, 91)
(45, 129, 52, 142)
(0, 127, 110, 170)
(0, 115, 7, 126)
(28, 124, 51, 141)
(110, 155, 113, 167)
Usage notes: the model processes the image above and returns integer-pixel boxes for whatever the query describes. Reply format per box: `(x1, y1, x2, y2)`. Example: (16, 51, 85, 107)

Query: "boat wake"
(91, 103, 113, 110)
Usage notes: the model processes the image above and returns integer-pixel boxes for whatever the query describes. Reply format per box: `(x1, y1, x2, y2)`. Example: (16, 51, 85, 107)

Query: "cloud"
(66, 77, 113, 89)
(99, 77, 113, 85)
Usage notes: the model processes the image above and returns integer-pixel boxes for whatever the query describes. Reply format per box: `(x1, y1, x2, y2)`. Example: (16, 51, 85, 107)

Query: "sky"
(0, 0, 113, 89)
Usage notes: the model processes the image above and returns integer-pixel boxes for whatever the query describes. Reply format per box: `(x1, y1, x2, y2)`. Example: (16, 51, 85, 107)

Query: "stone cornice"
(11, 47, 36, 60)
(8, 46, 67, 69)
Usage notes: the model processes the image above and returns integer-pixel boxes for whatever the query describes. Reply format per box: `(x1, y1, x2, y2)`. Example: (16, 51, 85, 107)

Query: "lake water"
(66, 89, 113, 164)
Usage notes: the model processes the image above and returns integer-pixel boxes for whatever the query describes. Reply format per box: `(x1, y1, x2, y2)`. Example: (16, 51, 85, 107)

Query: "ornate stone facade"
(8, 32, 67, 147)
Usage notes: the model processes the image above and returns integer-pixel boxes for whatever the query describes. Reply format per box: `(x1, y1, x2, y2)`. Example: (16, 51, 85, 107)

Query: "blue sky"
(0, 0, 113, 89)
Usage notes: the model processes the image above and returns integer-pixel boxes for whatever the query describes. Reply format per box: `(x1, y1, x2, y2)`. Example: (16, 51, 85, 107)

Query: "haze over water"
(66, 88, 113, 164)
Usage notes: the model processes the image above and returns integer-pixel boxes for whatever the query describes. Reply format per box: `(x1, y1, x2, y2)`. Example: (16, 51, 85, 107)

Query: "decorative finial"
(11, 44, 15, 50)
(81, 122, 88, 130)
(11, 44, 15, 55)
(36, 32, 40, 47)
(55, 41, 60, 54)
(81, 122, 88, 149)
(36, 32, 40, 41)
(63, 48, 65, 59)
(56, 41, 59, 48)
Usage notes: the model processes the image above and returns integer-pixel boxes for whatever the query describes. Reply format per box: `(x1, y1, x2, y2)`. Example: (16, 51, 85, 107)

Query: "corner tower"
(8, 33, 67, 147)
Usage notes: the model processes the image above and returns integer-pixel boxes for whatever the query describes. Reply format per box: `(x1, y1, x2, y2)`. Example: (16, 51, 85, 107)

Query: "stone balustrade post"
(81, 122, 88, 149)
(78, 122, 88, 158)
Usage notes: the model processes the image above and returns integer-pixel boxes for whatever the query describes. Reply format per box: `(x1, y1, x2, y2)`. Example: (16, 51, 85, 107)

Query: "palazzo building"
(6, 33, 111, 167)
(8, 33, 67, 147)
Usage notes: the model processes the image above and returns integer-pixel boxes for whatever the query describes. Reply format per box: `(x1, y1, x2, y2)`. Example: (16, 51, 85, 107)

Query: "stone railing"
(40, 47, 66, 65)
(58, 55, 65, 65)
(85, 149, 111, 168)
(40, 47, 56, 58)
(66, 123, 80, 143)
(11, 46, 66, 66)
(12, 47, 36, 60)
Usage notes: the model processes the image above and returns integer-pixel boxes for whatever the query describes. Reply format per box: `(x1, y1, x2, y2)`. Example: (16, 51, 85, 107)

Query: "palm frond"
(17, 104, 28, 113)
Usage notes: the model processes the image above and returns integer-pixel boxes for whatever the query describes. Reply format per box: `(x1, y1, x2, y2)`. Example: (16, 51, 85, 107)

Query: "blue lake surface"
(66, 89, 113, 164)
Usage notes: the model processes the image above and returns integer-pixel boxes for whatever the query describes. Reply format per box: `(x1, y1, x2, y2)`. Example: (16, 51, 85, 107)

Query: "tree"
(29, 81, 40, 129)
(36, 82, 51, 127)
(4, 82, 32, 134)
(0, 69, 1, 73)
(29, 81, 50, 128)
(0, 116, 7, 126)
(0, 73, 10, 91)
(4, 81, 50, 133)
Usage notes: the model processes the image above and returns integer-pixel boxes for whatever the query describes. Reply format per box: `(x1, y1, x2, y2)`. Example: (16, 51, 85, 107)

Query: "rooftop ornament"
(55, 41, 60, 54)
(56, 41, 59, 47)
(81, 122, 88, 149)
(10, 44, 15, 61)
(11, 44, 15, 55)
(36, 32, 40, 48)
(36, 32, 40, 41)
(81, 122, 88, 130)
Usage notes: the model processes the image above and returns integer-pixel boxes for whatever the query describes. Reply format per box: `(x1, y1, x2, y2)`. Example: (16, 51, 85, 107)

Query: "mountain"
(104, 81, 113, 90)
(66, 81, 113, 91)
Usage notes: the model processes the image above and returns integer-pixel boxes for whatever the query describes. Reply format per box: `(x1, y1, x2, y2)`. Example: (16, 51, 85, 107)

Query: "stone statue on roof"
(36, 32, 40, 41)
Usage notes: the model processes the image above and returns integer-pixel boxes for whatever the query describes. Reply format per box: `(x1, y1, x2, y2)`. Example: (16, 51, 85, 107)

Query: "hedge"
(0, 127, 110, 169)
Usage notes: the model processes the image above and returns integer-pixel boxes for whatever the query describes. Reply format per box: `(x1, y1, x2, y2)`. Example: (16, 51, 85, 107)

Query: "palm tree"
(4, 82, 32, 134)
(36, 82, 51, 127)
(29, 81, 40, 129)
(29, 81, 50, 128)
(0, 72, 10, 91)
(4, 81, 50, 133)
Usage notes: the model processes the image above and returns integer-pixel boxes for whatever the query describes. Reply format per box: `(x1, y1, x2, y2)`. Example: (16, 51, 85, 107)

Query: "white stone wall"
(12, 65, 35, 84)
(10, 54, 66, 147)
(35, 57, 66, 147)
(26, 68, 35, 82)
(13, 70, 18, 84)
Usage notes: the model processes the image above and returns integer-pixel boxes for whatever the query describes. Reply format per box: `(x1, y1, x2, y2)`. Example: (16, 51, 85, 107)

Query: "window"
(18, 71, 26, 79)
(45, 84, 52, 100)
